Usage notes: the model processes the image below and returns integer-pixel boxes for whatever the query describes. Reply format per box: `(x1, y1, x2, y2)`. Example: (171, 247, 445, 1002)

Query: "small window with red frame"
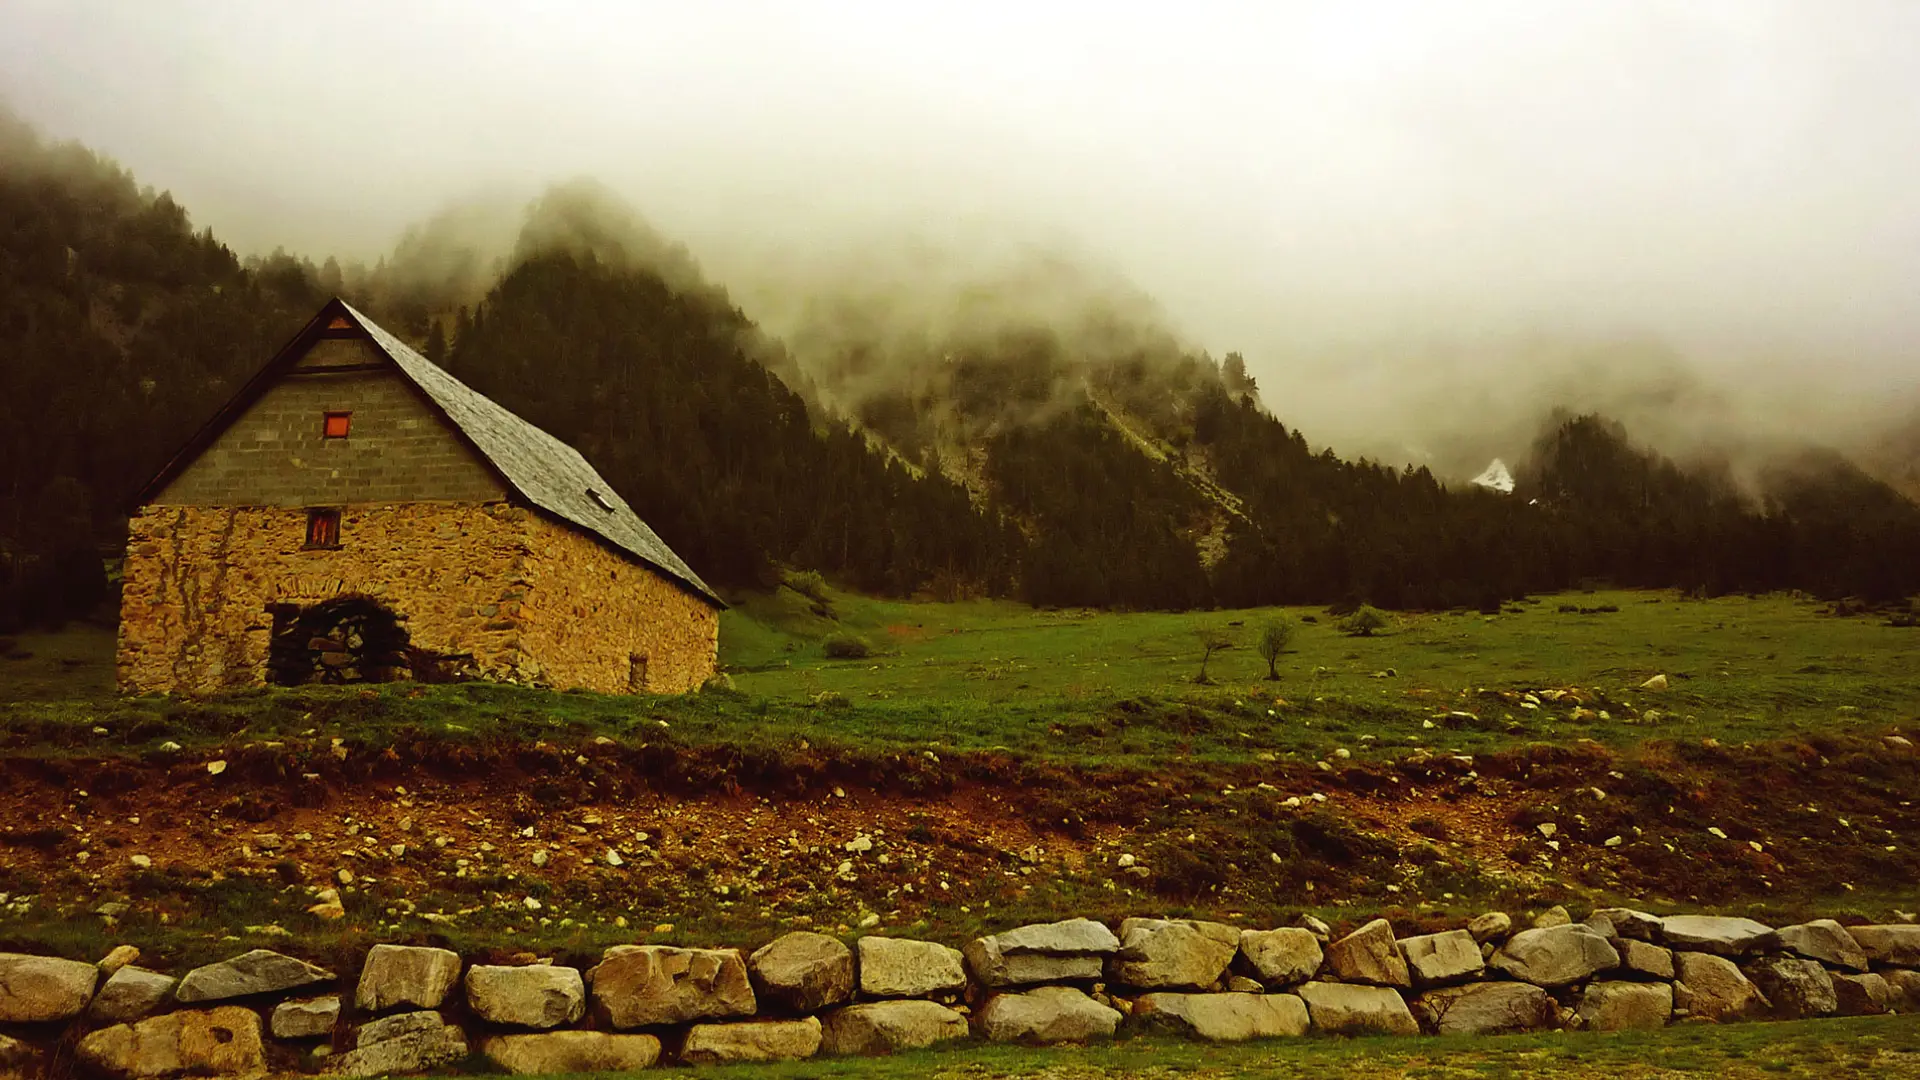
(306, 509, 341, 549)
(323, 412, 352, 439)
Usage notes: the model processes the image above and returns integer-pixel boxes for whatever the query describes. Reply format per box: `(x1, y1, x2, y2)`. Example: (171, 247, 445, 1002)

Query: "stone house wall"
(118, 503, 718, 696)
(514, 516, 720, 695)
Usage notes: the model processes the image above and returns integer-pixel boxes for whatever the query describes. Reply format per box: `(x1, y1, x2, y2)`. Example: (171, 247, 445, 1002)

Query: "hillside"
(3, 109, 1919, 633)
(3, 586, 1918, 969)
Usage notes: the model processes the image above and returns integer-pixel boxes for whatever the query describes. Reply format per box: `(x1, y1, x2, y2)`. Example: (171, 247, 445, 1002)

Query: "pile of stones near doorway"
(2, 910, 1918, 1077)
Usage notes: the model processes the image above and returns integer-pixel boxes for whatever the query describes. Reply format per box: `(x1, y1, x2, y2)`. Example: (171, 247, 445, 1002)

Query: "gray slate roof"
(343, 302, 723, 608)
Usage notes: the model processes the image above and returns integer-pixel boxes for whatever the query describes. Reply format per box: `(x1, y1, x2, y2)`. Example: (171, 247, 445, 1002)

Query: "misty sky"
(4, 1, 1918, 464)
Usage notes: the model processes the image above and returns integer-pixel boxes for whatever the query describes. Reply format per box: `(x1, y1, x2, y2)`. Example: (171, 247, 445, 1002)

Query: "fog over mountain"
(4, 0, 1917, 476)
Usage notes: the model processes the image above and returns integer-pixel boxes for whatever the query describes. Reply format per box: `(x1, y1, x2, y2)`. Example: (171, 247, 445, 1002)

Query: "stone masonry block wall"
(155, 339, 505, 507)
(514, 515, 720, 695)
(118, 503, 539, 695)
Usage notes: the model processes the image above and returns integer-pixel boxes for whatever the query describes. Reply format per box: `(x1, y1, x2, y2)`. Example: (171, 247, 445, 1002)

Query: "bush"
(781, 568, 832, 616)
(822, 634, 872, 660)
(1338, 606, 1389, 637)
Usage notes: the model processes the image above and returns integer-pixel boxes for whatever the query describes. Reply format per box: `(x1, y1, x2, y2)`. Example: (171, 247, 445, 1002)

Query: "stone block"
(749, 932, 854, 1012)
(1324, 919, 1411, 989)
(1132, 992, 1310, 1041)
(356, 945, 461, 1012)
(856, 937, 966, 999)
(1296, 981, 1419, 1036)
(976, 985, 1122, 1044)
(466, 965, 586, 1029)
(588, 945, 755, 1028)
(820, 1000, 970, 1056)
(0, 952, 100, 1022)
(680, 1018, 822, 1064)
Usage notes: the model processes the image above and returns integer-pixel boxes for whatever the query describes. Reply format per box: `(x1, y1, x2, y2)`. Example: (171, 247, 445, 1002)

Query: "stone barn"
(118, 298, 723, 695)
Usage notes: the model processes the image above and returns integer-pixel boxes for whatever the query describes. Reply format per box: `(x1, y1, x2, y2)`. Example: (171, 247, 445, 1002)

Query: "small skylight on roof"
(588, 488, 615, 512)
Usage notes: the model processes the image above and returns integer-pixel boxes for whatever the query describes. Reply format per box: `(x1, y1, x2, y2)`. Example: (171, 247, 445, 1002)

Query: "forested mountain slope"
(2, 107, 1916, 631)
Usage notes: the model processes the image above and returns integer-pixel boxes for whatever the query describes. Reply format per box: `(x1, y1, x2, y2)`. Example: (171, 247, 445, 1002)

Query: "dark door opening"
(266, 595, 413, 686)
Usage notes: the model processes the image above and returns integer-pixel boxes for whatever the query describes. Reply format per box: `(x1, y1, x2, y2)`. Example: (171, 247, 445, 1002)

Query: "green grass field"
(3, 588, 1916, 771)
(478, 1016, 1920, 1079)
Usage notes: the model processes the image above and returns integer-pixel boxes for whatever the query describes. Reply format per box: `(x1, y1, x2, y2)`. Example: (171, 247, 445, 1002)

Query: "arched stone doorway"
(265, 594, 412, 686)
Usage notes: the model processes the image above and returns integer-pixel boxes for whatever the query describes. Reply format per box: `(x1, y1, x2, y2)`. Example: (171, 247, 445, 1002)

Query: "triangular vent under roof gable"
(335, 301, 723, 608)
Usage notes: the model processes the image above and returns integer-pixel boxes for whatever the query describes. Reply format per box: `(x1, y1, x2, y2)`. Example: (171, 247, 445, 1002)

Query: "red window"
(305, 509, 341, 549)
(323, 412, 351, 439)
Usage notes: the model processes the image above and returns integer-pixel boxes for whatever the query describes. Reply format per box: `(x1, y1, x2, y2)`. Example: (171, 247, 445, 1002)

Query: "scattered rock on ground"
(748, 932, 854, 1012)
(1324, 919, 1411, 989)
(1133, 992, 1309, 1041)
(1414, 982, 1557, 1035)
(270, 996, 340, 1040)
(0, 952, 101, 1021)
(1576, 981, 1673, 1031)
(1397, 929, 1485, 987)
(855, 938, 967, 999)
(1295, 914, 1332, 941)
(77, 1006, 265, 1080)
(1531, 906, 1572, 929)
(588, 945, 756, 1028)
(1107, 919, 1241, 990)
(1490, 925, 1620, 988)
(1296, 981, 1419, 1036)
(975, 985, 1122, 1044)
(465, 965, 585, 1029)
(175, 950, 333, 1004)
(680, 1017, 822, 1064)
(1466, 912, 1512, 944)
(480, 1032, 662, 1074)
(1673, 952, 1770, 1021)
(819, 1000, 970, 1056)
(1237, 929, 1323, 987)
(99, 946, 141, 975)
(355, 945, 461, 1012)
(88, 967, 176, 1024)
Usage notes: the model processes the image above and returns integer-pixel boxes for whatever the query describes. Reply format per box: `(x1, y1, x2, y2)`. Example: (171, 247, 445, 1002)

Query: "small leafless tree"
(1194, 626, 1234, 684)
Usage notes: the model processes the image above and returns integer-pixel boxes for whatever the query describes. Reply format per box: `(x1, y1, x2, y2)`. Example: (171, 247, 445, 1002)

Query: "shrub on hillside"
(822, 634, 872, 660)
(1338, 606, 1389, 637)
(781, 568, 833, 617)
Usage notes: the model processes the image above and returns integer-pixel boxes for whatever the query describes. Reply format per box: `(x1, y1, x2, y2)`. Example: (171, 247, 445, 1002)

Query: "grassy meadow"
(2, 586, 1917, 770)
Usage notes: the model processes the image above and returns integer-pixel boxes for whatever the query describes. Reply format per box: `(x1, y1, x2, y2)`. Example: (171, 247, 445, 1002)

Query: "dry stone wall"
(3, 911, 1917, 1076)
(118, 504, 716, 696)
